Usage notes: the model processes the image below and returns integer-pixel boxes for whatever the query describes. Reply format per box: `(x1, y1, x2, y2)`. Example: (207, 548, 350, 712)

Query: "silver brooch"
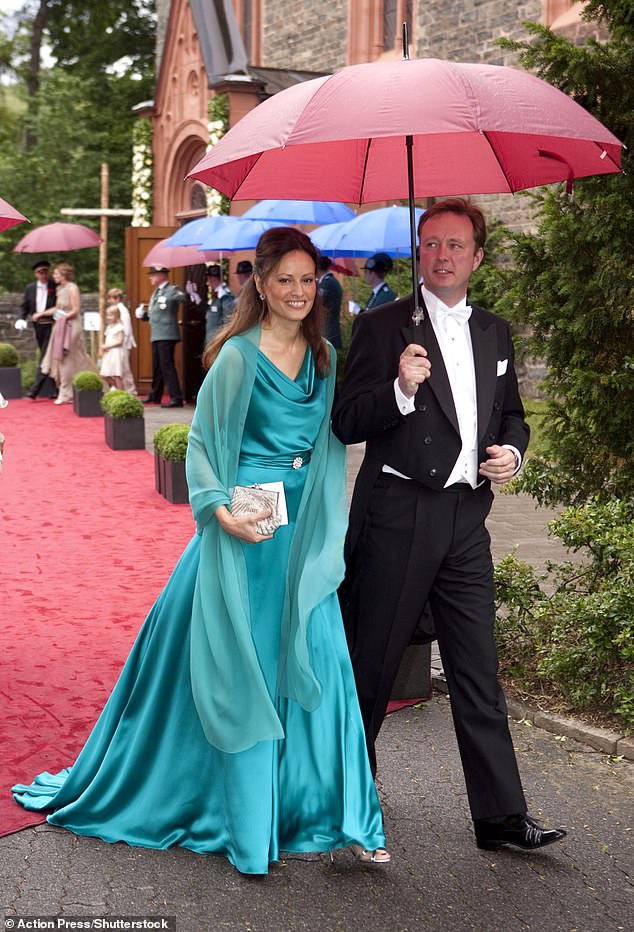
(292, 456, 303, 469)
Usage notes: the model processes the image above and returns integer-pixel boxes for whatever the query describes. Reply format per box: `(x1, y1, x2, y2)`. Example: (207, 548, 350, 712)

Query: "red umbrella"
(190, 57, 621, 200)
(14, 221, 101, 253)
(0, 196, 28, 233)
(189, 55, 622, 314)
(143, 239, 222, 268)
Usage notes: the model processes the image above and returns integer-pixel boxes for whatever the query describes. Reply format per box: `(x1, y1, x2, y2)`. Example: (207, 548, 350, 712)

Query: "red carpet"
(0, 400, 195, 836)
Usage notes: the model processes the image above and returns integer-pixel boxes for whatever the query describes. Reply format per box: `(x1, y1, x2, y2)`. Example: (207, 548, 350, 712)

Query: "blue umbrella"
(310, 221, 369, 257)
(242, 199, 355, 225)
(311, 205, 424, 258)
(198, 217, 286, 252)
(165, 214, 240, 247)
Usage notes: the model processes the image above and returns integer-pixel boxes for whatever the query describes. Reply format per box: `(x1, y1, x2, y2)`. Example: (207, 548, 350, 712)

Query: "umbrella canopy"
(198, 217, 286, 252)
(0, 196, 28, 233)
(165, 214, 240, 247)
(312, 205, 425, 257)
(189, 56, 622, 312)
(242, 199, 355, 225)
(143, 240, 221, 269)
(14, 221, 101, 253)
(190, 57, 621, 203)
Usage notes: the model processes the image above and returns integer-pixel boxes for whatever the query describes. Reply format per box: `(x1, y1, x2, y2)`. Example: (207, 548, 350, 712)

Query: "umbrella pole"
(406, 135, 423, 323)
(402, 22, 423, 325)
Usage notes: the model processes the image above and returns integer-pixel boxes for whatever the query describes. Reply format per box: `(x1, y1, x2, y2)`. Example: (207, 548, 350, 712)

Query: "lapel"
(469, 306, 498, 443)
(399, 293, 460, 433)
(367, 283, 382, 309)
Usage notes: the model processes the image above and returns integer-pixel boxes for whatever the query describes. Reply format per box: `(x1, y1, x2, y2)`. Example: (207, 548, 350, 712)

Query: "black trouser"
(29, 322, 57, 398)
(149, 340, 182, 404)
(343, 473, 527, 820)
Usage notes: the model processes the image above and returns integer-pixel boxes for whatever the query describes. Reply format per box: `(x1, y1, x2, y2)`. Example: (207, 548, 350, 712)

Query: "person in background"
(106, 288, 136, 394)
(40, 262, 96, 404)
(235, 259, 253, 292)
(13, 226, 389, 875)
(204, 265, 235, 345)
(333, 198, 566, 854)
(317, 255, 343, 349)
(99, 304, 125, 391)
(137, 265, 185, 409)
(15, 259, 57, 400)
(359, 253, 396, 314)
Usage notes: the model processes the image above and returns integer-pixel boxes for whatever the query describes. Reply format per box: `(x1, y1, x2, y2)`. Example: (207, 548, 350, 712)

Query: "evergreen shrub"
(72, 370, 103, 392)
(153, 424, 190, 461)
(0, 343, 19, 367)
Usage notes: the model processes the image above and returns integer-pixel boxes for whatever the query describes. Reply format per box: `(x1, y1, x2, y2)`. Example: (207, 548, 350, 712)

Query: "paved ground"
(2, 403, 632, 930)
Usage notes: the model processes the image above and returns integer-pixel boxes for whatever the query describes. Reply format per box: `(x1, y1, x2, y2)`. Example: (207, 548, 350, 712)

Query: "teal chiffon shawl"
(185, 325, 347, 753)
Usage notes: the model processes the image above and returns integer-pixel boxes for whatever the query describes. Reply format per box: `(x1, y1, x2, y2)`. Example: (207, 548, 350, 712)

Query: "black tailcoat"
(331, 292, 530, 819)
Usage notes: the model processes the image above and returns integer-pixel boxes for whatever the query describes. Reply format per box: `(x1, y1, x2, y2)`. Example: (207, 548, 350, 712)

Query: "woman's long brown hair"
(202, 226, 330, 377)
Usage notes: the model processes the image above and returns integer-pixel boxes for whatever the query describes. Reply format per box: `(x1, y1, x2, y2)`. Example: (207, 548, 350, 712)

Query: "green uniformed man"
(360, 252, 396, 313)
(137, 264, 185, 408)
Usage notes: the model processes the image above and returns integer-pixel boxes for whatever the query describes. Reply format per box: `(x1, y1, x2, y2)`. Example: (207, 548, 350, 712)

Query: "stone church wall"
(261, 0, 349, 72)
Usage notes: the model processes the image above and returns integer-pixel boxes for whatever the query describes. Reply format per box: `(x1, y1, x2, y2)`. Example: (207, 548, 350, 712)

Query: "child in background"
(99, 305, 125, 391)
(106, 288, 137, 394)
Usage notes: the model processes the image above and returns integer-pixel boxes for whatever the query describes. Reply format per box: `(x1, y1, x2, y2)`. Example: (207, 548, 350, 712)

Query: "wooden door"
(125, 226, 210, 402)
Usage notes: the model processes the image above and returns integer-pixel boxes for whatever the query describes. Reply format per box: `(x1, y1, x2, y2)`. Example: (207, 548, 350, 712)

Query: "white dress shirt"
(390, 286, 521, 486)
(35, 280, 48, 314)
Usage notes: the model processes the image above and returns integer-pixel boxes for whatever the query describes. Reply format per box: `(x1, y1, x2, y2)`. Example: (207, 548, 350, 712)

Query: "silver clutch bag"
(230, 484, 282, 535)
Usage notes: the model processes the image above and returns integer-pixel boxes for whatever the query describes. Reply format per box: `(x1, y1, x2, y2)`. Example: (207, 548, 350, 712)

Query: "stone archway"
(166, 131, 209, 224)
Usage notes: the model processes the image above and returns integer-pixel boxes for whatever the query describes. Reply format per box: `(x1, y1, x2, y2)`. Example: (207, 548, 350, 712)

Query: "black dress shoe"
(474, 814, 566, 851)
(161, 400, 184, 408)
(142, 397, 156, 405)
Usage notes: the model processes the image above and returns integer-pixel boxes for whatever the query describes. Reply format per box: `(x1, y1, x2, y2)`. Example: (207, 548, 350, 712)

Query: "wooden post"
(98, 163, 109, 361)
(61, 199, 133, 364)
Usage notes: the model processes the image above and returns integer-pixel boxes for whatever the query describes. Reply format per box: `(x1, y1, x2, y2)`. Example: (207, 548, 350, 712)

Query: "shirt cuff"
(394, 378, 416, 415)
(502, 444, 522, 474)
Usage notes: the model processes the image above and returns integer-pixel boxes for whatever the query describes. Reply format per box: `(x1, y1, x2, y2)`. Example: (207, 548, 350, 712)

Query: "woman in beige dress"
(40, 262, 95, 404)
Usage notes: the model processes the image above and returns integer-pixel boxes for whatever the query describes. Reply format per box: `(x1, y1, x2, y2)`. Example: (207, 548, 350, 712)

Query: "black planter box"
(391, 643, 432, 701)
(73, 388, 103, 417)
(0, 367, 22, 399)
(105, 414, 145, 450)
(154, 452, 189, 504)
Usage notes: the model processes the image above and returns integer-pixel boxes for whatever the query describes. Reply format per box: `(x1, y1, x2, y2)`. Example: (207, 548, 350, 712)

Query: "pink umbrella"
(0, 196, 28, 233)
(189, 55, 622, 314)
(143, 239, 222, 268)
(14, 221, 101, 253)
(190, 57, 621, 201)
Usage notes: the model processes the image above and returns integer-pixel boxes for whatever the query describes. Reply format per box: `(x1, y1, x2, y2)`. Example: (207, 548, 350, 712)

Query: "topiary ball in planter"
(102, 391, 145, 450)
(100, 389, 130, 416)
(72, 370, 104, 417)
(153, 424, 190, 503)
(0, 342, 22, 399)
(0, 343, 19, 367)
(153, 423, 190, 461)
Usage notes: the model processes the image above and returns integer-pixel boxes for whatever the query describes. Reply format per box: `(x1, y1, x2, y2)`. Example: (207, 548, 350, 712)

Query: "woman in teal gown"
(13, 228, 389, 875)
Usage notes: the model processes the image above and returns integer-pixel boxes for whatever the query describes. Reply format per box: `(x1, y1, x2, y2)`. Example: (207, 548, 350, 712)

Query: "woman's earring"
(258, 292, 265, 302)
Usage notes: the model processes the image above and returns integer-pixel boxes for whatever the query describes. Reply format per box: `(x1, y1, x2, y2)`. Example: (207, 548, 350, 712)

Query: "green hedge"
(495, 497, 634, 730)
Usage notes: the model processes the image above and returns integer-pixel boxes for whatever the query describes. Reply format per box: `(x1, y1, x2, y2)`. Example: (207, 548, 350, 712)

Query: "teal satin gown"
(13, 348, 385, 875)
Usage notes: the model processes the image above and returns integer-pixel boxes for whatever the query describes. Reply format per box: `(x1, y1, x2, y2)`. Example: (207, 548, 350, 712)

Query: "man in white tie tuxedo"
(332, 198, 566, 853)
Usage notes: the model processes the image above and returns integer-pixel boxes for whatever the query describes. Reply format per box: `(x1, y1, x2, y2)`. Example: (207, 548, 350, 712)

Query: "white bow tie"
(430, 303, 472, 326)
